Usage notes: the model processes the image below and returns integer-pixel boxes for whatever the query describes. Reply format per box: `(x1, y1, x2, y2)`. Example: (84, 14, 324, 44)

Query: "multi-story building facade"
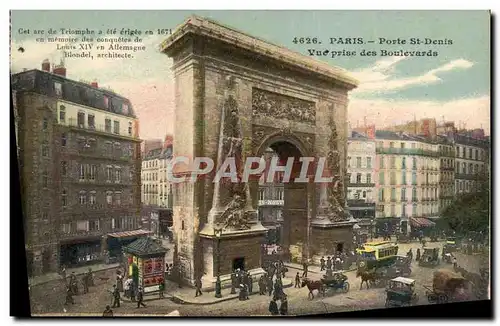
(258, 148, 284, 244)
(346, 131, 376, 233)
(454, 133, 489, 195)
(437, 135, 455, 213)
(375, 131, 439, 234)
(141, 137, 173, 237)
(13, 61, 142, 275)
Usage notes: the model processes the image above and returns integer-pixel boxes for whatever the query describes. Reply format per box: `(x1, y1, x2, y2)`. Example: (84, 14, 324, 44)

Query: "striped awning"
(410, 217, 436, 228)
(107, 229, 152, 238)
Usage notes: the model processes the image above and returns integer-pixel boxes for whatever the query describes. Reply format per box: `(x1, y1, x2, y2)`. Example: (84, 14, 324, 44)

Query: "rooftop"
(11, 69, 136, 118)
(123, 236, 168, 256)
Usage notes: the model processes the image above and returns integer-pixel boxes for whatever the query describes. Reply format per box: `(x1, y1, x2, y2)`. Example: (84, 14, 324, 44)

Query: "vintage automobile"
(385, 277, 419, 307)
(321, 271, 350, 294)
(394, 255, 412, 277)
(424, 269, 469, 304)
(443, 237, 459, 253)
(419, 247, 440, 267)
(443, 252, 453, 264)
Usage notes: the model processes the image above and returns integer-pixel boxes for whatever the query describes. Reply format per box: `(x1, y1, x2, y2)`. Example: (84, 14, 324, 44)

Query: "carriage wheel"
(343, 282, 350, 293)
(427, 293, 436, 304)
(438, 294, 448, 303)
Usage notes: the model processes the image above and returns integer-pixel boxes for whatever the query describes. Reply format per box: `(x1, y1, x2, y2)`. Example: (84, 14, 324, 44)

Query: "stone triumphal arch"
(160, 16, 358, 288)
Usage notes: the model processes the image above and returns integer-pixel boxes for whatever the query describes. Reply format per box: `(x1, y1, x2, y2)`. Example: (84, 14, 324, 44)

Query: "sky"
(10, 10, 491, 139)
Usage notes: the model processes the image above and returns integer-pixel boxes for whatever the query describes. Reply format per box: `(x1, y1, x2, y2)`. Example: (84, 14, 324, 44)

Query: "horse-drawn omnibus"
(356, 241, 399, 271)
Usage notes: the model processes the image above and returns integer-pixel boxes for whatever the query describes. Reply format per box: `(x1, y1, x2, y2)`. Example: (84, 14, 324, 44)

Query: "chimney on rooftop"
(52, 58, 67, 77)
(91, 79, 98, 88)
(41, 59, 50, 72)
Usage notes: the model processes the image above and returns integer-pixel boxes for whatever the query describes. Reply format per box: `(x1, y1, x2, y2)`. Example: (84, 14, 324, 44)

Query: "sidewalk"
(28, 263, 120, 287)
(169, 277, 293, 305)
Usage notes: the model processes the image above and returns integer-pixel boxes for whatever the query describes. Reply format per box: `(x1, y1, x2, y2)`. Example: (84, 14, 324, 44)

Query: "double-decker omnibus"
(356, 241, 399, 270)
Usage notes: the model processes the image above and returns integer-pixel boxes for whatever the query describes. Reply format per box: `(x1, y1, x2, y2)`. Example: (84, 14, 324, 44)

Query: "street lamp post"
(370, 219, 374, 241)
(214, 227, 223, 298)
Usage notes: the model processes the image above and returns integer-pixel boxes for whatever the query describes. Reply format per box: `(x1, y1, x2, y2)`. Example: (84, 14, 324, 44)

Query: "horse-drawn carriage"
(424, 269, 469, 304)
(385, 277, 419, 307)
(302, 271, 350, 299)
(419, 247, 440, 267)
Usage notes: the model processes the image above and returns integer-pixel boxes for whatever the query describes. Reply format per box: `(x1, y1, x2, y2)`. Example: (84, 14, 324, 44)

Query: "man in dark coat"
(195, 278, 203, 297)
(247, 273, 253, 294)
(267, 277, 274, 296)
(268, 299, 279, 315)
(326, 257, 332, 270)
(302, 261, 308, 278)
(258, 275, 266, 295)
(279, 297, 288, 315)
(136, 287, 147, 308)
(320, 256, 326, 271)
(102, 305, 113, 317)
(87, 268, 94, 286)
(230, 271, 237, 294)
(416, 248, 421, 261)
(295, 272, 301, 288)
(82, 274, 89, 294)
(111, 285, 120, 308)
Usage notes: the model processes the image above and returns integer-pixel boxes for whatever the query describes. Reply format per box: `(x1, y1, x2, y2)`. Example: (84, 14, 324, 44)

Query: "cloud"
(350, 57, 475, 94)
(348, 95, 490, 134)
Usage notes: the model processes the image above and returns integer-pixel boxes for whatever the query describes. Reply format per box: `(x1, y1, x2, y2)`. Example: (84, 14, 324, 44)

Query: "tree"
(441, 185, 490, 236)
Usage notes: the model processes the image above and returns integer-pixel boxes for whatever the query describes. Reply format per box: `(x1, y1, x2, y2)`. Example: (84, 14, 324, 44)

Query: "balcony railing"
(347, 200, 376, 208)
(347, 182, 376, 187)
(66, 118, 139, 140)
(376, 148, 439, 157)
(455, 173, 486, 181)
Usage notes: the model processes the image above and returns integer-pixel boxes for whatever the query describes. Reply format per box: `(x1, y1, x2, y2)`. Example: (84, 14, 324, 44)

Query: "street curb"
(28, 264, 120, 288)
(170, 279, 294, 305)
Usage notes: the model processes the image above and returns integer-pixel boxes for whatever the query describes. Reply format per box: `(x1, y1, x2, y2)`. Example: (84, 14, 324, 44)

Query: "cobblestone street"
(29, 240, 487, 316)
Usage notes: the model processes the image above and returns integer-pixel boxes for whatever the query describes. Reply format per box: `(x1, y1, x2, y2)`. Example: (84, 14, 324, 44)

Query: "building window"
(113, 121, 120, 134)
(380, 156, 385, 168)
(77, 112, 85, 127)
(402, 172, 406, 185)
(77, 220, 88, 232)
(366, 174, 372, 184)
(42, 117, 48, 130)
(88, 114, 95, 129)
(390, 142, 395, 148)
(128, 122, 133, 136)
(106, 166, 113, 181)
(390, 204, 396, 217)
(41, 144, 49, 157)
(61, 161, 67, 176)
(105, 119, 112, 133)
(390, 157, 396, 168)
(412, 187, 417, 201)
(468, 163, 473, 174)
(356, 173, 362, 183)
(402, 204, 406, 217)
(277, 189, 284, 201)
(89, 165, 97, 181)
(106, 191, 113, 205)
(122, 103, 129, 115)
(401, 143, 406, 149)
(474, 164, 478, 174)
(401, 188, 406, 201)
(412, 158, 417, 170)
(114, 192, 122, 205)
(115, 169, 121, 183)
(79, 191, 87, 205)
(391, 188, 396, 201)
(366, 157, 372, 169)
(462, 162, 466, 174)
(390, 172, 396, 185)
(89, 220, 99, 231)
(362, 191, 366, 198)
(378, 189, 384, 201)
(347, 156, 351, 168)
(356, 157, 362, 168)
(181, 220, 185, 230)
(89, 191, 96, 205)
(54, 82, 63, 96)
(103, 96, 109, 108)
(412, 203, 418, 216)
(379, 172, 385, 185)
(59, 105, 66, 123)
(412, 172, 417, 185)
(42, 170, 48, 188)
(62, 189, 67, 207)
(79, 164, 85, 181)
(402, 157, 406, 169)
(469, 148, 472, 159)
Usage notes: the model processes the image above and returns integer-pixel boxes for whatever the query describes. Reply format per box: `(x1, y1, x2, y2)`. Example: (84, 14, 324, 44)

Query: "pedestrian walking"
(82, 274, 89, 294)
(453, 256, 458, 269)
(320, 256, 325, 271)
(302, 261, 308, 278)
(124, 278, 131, 298)
(137, 287, 147, 308)
(268, 299, 279, 315)
(111, 285, 120, 308)
(87, 268, 94, 287)
(65, 286, 74, 305)
(294, 272, 301, 288)
(102, 305, 113, 317)
(326, 256, 332, 270)
(267, 277, 273, 296)
(258, 275, 266, 295)
(416, 248, 421, 261)
(159, 282, 165, 299)
(279, 297, 288, 315)
(247, 273, 253, 294)
(116, 272, 124, 292)
(195, 278, 203, 297)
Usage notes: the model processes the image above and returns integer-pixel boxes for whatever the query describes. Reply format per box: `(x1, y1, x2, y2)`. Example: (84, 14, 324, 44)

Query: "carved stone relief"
(251, 125, 314, 157)
(252, 88, 316, 124)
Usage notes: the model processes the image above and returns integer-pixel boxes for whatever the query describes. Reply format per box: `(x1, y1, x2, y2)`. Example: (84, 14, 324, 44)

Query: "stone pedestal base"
(310, 220, 355, 263)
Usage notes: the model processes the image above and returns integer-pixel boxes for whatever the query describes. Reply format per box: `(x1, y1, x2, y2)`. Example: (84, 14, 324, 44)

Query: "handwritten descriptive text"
(291, 37, 455, 58)
(17, 28, 174, 60)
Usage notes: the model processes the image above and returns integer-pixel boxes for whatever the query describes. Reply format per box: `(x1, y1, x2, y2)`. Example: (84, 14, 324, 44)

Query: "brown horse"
(301, 278, 324, 299)
(356, 270, 376, 290)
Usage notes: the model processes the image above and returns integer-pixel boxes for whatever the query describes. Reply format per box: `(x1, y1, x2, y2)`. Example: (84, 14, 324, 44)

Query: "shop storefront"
(59, 237, 102, 267)
(123, 237, 168, 295)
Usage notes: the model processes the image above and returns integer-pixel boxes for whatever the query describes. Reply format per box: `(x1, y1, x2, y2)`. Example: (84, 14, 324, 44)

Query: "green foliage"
(441, 187, 490, 235)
